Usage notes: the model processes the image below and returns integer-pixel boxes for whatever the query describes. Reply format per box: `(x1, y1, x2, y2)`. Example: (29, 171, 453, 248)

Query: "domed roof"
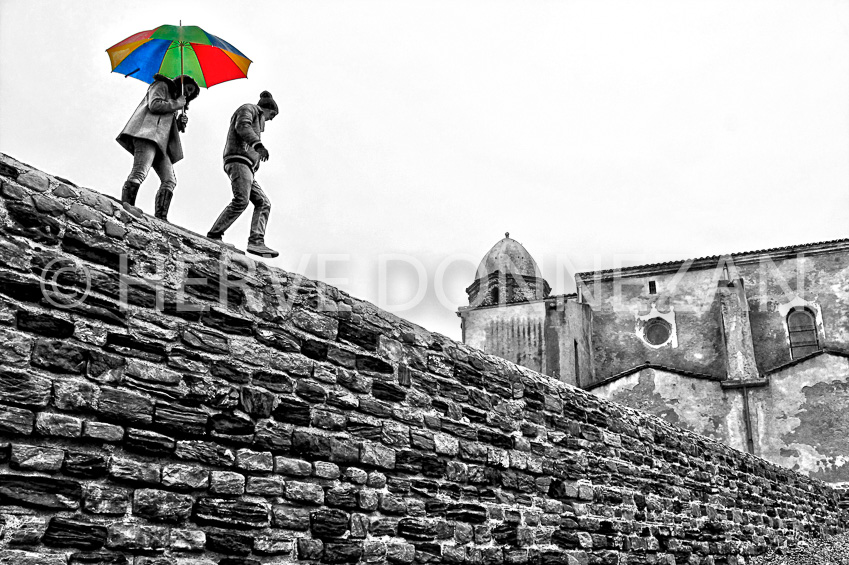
(474, 232, 542, 281)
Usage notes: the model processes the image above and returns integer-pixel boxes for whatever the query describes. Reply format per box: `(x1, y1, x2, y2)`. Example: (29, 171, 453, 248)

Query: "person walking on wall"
(206, 91, 279, 258)
(117, 74, 200, 221)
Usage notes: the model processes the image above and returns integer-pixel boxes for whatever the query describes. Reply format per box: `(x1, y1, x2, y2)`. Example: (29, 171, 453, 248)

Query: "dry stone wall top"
(0, 151, 846, 565)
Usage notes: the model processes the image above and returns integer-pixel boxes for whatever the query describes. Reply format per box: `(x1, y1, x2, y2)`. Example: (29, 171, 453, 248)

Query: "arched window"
(787, 308, 820, 359)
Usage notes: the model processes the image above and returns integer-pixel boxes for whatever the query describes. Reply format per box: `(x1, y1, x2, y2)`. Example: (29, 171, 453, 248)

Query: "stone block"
(36, 412, 83, 437)
(314, 460, 341, 479)
(134, 488, 194, 523)
(360, 440, 396, 469)
(5, 516, 48, 545)
(297, 538, 324, 561)
(205, 529, 254, 555)
(310, 507, 350, 539)
(106, 523, 169, 552)
(82, 421, 124, 442)
(240, 385, 276, 418)
(296, 379, 328, 403)
(193, 497, 271, 529)
(0, 368, 52, 407)
(387, 543, 416, 564)
(292, 308, 339, 339)
(210, 471, 246, 495)
(42, 517, 108, 550)
(253, 419, 293, 453)
(246, 475, 286, 496)
(162, 463, 210, 491)
(0, 474, 82, 509)
(10, 444, 65, 471)
(0, 327, 33, 364)
(0, 404, 35, 435)
(109, 455, 160, 485)
(31, 338, 89, 373)
(97, 387, 153, 425)
(87, 350, 125, 384)
(324, 540, 363, 564)
(68, 551, 130, 564)
(273, 396, 311, 425)
(286, 480, 325, 505)
(253, 530, 294, 555)
(182, 325, 229, 354)
(125, 428, 176, 456)
(54, 379, 100, 411)
(154, 401, 208, 436)
(272, 504, 312, 530)
(235, 448, 273, 472)
(83, 484, 130, 515)
(64, 451, 108, 478)
(170, 528, 206, 552)
(0, 550, 67, 565)
(176, 440, 235, 467)
(16, 309, 74, 338)
(275, 456, 312, 476)
(312, 408, 347, 431)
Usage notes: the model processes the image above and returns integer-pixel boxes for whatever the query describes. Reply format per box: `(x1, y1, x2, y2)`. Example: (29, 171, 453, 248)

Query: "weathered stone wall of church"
(460, 300, 592, 389)
(734, 249, 849, 373)
(590, 368, 749, 454)
(0, 153, 846, 565)
(460, 302, 548, 377)
(578, 269, 727, 385)
(750, 353, 849, 486)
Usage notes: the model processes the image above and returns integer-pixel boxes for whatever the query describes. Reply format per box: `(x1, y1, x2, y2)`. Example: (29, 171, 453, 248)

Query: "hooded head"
(153, 74, 201, 108)
(257, 91, 278, 114)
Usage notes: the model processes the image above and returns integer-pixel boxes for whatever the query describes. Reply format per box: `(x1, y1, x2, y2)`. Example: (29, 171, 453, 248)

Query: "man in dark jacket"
(117, 74, 199, 221)
(207, 91, 279, 258)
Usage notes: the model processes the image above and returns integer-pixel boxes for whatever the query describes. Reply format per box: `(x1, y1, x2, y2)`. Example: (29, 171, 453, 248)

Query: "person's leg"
(151, 150, 177, 220)
(247, 181, 271, 244)
(207, 163, 252, 238)
(122, 139, 156, 205)
(245, 180, 278, 257)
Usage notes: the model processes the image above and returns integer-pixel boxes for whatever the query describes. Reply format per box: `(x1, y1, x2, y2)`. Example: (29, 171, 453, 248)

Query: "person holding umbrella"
(116, 73, 199, 221)
(206, 91, 280, 258)
(107, 23, 254, 221)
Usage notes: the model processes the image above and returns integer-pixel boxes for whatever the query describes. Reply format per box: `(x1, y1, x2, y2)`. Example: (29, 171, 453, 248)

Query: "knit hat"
(257, 91, 278, 113)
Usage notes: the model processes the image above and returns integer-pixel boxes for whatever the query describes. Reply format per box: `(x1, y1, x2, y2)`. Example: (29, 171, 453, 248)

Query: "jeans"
(208, 162, 271, 243)
(126, 139, 176, 192)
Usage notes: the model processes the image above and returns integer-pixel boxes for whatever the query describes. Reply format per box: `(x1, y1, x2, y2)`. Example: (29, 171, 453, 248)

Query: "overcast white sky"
(1, 0, 847, 340)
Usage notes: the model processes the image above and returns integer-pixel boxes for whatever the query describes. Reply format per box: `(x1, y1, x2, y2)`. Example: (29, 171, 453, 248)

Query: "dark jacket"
(223, 103, 266, 172)
(117, 74, 190, 163)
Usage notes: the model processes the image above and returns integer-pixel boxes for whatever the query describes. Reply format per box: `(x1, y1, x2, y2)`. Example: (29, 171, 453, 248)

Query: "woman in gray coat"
(117, 74, 199, 221)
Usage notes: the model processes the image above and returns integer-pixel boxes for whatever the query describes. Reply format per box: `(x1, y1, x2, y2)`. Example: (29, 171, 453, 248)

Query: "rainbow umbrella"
(106, 24, 251, 88)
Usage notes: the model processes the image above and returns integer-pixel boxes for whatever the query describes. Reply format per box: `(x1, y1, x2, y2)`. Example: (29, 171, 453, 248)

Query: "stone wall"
(0, 151, 846, 565)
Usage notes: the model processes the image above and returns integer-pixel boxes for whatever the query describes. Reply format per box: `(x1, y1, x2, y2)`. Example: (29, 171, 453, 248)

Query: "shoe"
(247, 241, 279, 258)
(154, 188, 173, 221)
(121, 181, 140, 206)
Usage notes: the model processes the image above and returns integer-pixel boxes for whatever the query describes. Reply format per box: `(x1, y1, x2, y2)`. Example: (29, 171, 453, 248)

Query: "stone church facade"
(459, 235, 849, 485)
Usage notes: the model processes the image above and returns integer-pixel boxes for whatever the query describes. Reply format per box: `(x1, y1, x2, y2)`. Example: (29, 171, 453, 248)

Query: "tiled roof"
(576, 237, 849, 280)
(585, 362, 723, 391)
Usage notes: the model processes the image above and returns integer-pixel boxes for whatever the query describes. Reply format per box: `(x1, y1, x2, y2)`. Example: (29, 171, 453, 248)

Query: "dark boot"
(154, 188, 173, 221)
(121, 181, 140, 206)
(247, 239, 279, 258)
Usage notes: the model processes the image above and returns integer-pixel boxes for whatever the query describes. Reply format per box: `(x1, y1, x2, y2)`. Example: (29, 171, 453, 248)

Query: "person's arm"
(234, 105, 262, 148)
(147, 81, 185, 114)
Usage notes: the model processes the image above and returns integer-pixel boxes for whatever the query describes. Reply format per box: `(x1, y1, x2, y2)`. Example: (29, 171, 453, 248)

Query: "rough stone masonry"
(0, 150, 846, 565)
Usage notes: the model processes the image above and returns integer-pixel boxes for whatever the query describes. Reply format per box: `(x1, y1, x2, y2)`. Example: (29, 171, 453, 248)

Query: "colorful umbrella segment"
(107, 25, 251, 88)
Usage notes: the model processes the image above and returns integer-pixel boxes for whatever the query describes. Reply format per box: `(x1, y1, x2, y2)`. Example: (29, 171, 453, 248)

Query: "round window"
(644, 318, 672, 346)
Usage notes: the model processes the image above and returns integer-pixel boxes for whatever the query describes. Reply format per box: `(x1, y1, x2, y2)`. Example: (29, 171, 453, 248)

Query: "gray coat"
(117, 75, 185, 163)
(223, 103, 266, 172)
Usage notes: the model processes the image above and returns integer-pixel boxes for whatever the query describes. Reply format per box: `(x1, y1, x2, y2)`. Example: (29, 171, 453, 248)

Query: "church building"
(458, 234, 849, 485)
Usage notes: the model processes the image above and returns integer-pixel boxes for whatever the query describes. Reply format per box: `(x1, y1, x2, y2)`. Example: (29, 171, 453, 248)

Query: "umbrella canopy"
(107, 25, 251, 88)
